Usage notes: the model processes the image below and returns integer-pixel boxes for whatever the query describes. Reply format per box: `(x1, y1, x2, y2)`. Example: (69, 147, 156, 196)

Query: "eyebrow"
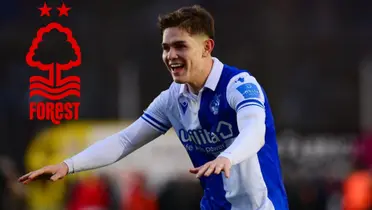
(162, 40, 187, 47)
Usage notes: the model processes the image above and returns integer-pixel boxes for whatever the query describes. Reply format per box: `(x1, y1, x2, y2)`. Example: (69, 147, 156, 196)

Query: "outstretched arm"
(19, 90, 172, 184)
(64, 117, 162, 173)
(18, 118, 163, 184)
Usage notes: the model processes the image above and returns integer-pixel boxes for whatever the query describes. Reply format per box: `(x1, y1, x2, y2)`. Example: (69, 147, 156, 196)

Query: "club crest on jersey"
(236, 83, 260, 99)
(209, 94, 220, 115)
(235, 77, 244, 83)
(179, 97, 188, 114)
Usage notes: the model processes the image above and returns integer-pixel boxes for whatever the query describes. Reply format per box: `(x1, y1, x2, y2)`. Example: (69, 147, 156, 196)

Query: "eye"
(175, 44, 186, 49)
(162, 45, 170, 51)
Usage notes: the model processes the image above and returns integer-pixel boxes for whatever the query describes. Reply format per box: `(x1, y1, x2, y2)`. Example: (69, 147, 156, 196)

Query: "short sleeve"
(141, 90, 172, 134)
(226, 72, 266, 112)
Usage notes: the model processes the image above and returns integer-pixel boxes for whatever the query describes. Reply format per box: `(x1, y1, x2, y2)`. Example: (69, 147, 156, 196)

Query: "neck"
(187, 58, 214, 94)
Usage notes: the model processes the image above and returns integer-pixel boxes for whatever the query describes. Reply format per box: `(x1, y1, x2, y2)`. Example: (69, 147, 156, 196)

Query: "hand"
(189, 156, 232, 179)
(18, 162, 69, 184)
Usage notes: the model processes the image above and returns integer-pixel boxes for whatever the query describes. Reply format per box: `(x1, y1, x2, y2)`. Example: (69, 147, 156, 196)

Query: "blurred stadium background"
(1, 0, 372, 209)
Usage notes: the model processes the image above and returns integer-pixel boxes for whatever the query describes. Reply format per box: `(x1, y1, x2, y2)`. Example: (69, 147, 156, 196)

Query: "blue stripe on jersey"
(236, 99, 264, 111)
(141, 115, 167, 133)
(143, 113, 170, 130)
(238, 103, 264, 111)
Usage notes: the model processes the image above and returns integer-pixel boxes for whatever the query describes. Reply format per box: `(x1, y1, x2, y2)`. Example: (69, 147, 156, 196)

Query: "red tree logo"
(28, 22, 80, 124)
(27, 22, 81, 100)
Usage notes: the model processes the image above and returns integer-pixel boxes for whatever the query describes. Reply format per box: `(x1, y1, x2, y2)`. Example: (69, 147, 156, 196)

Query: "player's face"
(162, 27, 205, 84)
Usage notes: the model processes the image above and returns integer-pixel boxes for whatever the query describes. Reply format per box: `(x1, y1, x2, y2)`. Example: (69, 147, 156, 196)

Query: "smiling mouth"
(170, 63, 185, 73)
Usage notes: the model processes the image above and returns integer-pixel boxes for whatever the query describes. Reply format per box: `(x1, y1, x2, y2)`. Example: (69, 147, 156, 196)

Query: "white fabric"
(142, 90, 172, 134)
(218, 72, 267, 165)
(226, 72, 266, 111)
(64, 118, 161, 173)
(218, 106, 266, 165)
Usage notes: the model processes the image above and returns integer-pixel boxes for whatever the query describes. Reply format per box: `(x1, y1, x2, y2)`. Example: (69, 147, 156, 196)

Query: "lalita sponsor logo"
(27, 2, 81, 125)
(179, 121, 235, 153)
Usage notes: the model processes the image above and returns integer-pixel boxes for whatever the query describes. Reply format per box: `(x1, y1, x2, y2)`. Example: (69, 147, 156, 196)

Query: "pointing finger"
(28, 168, 45, 180)
(18, 172, 32, 182)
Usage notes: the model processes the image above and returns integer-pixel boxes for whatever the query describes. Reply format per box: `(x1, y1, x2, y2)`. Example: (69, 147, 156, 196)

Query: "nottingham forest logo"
(27, 2, 81, 125)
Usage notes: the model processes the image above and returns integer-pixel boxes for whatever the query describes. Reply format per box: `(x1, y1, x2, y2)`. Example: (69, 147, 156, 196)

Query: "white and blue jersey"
(141, 57, 288, 210)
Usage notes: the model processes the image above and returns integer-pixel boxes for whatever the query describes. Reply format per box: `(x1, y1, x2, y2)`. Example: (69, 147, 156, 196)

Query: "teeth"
(170, 64, 183, 68)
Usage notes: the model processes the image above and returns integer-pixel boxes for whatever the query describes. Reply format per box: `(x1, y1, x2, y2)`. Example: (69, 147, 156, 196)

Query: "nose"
(167, 48, 178, 60)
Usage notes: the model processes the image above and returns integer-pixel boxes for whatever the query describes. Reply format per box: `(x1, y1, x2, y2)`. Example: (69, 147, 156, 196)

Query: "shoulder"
(220, 65, 266, 110)
(227, 71, 263, 100)
(218, 64, 260, 91)
(227, 72, 260, 91)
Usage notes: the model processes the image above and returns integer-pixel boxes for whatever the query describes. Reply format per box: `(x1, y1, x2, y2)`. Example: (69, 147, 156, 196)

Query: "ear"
(203, 38, 215, 57)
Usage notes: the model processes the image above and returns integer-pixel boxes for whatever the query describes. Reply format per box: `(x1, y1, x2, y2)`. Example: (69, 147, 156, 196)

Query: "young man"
(19, 5, 288, 210)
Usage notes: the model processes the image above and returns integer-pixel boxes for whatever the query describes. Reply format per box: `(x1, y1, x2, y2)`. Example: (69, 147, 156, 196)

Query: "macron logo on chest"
(178, 91, 203, 130)
(179, 97, 188, 114)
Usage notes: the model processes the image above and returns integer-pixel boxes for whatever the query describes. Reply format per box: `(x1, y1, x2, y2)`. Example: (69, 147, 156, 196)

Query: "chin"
(172, 76, 188, 84)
